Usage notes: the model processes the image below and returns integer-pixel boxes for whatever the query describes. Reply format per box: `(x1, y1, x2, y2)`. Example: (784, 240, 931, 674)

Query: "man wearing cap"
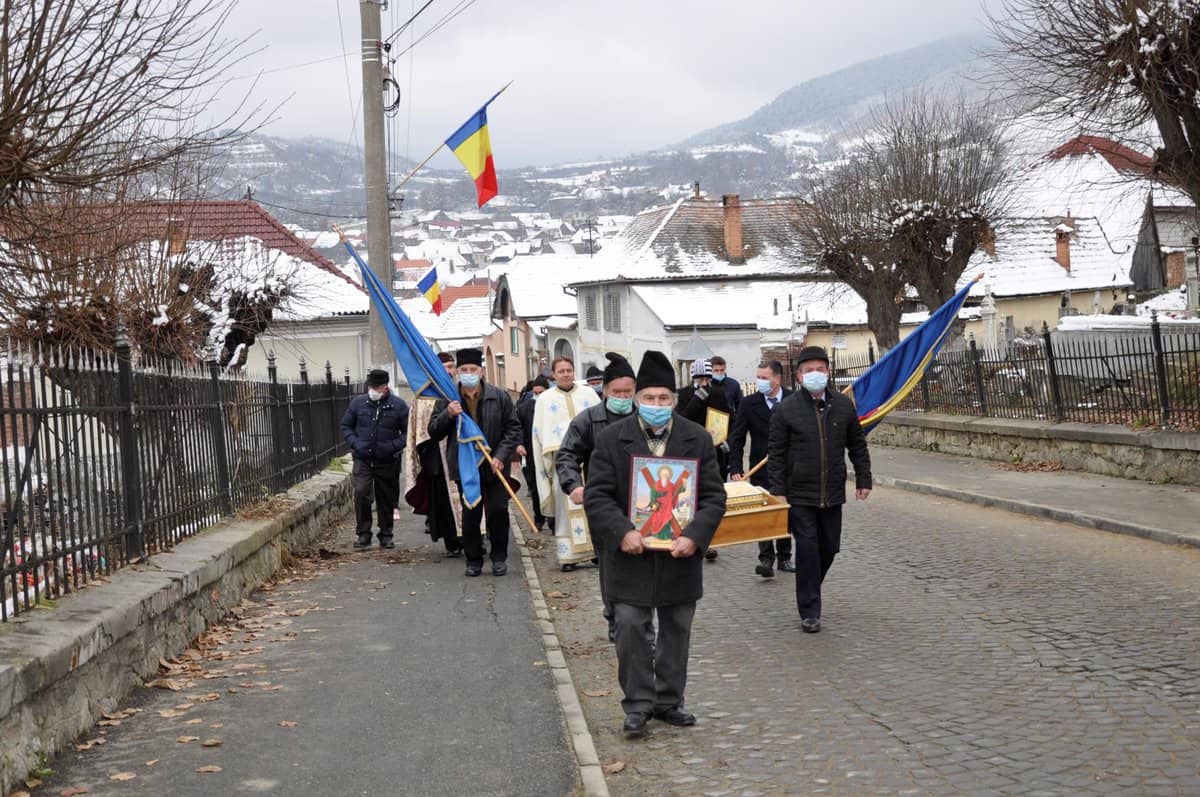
(585, 350, 726, 739)
(341, 369, 410, 549)
(428, 348, 523, 577)
(767, 346, 871, 633)
(533, 357, 601, 572)
(556, 352, 637, 640)
(584, 364, 604, 396)
(516, 375, 551, 530)
(405, 352, 464, 556)
(729, 359, 795, 578)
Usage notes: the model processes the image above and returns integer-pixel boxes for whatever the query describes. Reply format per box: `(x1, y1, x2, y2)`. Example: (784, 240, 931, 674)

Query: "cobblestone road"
(529, 486, 1200, 796)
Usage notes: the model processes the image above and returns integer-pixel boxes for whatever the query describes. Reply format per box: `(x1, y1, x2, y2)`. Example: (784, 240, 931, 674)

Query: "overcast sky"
(217, 0, 1000, 170)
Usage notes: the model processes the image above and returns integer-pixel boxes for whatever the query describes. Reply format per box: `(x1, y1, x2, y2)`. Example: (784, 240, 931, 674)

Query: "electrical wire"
(390, 0, 480, 62)
(254, 198, 363, 220)
(384, 0, 437, 46)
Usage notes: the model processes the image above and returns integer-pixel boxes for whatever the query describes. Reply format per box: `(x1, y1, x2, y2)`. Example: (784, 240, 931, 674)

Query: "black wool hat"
(455, 348, 483, 368)
(367, 369, 389, 387)
(795, 346, 830, 366)
(585, 365, 603, 382)
(635, 350, 676, 392)
(602, 352, 635, 384)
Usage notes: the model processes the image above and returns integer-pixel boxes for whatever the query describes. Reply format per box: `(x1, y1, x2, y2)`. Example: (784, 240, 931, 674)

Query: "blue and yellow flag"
(846, 276, 980, 433)
(340, 236, 488, 506)
(416, 264, 442, 316)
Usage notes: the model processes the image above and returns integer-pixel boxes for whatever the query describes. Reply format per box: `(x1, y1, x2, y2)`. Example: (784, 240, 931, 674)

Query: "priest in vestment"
(533, 357, 600, 571)
(404, 351, 463, 554)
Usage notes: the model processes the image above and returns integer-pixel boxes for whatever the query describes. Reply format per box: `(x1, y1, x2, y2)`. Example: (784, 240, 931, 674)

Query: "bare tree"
(868, 94, 1010, 312)
(991, 0, 1200, 205)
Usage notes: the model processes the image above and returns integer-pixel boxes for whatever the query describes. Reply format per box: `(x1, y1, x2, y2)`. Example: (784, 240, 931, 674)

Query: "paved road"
(531, 485, 1200, 796)
(41, 511, 577, 797)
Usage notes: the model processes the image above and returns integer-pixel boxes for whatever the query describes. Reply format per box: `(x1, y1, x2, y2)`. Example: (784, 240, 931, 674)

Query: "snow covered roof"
(569, 195, 815, 286)
(400, 295, 497, 347)
(489, 256, 591, 319)
(960, 216, 1131, 298)
(631, 280, 862, 329)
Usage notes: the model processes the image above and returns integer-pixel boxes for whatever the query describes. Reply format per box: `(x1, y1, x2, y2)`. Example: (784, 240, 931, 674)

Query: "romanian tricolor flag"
(417, 264, 443, 315)
(846, 275, 981, 433)
(445, 88, 505, 208)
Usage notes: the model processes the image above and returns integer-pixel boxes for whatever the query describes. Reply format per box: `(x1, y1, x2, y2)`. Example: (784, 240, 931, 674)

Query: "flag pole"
(392, 81, 515, 192)
(475, 440, 538, 532)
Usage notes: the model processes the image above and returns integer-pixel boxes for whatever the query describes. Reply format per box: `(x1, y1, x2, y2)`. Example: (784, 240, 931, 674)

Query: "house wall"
(483, 316, 535, 393)
(996, 289, 1129, 334)
(245, 317, 370, 382)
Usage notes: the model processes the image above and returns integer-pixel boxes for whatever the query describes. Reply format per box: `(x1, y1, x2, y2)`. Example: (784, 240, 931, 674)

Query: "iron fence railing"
(1, 331, 361, 621)
(821, 314, 1200, 432)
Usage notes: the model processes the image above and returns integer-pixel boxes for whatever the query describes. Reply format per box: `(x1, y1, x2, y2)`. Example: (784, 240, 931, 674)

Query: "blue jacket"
(341, 391, 410, 466)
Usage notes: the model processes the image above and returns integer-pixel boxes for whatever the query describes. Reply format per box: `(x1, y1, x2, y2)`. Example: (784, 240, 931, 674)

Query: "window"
(584, 291, 598, 330)
(603, 289, 622, 333)
(510, 326, 520, 354)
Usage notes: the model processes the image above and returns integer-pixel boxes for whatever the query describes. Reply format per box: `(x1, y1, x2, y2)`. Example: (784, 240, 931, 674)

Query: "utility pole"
(360, 0, 394, 368)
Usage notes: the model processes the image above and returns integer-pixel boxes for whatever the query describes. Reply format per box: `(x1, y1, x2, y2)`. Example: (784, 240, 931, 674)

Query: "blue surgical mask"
(606, 396, 633, 415)
(802, 371, 828, 394)
(637, 403, 672, 428)
(459, 373, 481, 389)
(711, 373, 725, 382)
(755, 379, 773, 395)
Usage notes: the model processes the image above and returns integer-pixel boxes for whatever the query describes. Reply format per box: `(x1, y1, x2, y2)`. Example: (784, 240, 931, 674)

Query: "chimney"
(722, 194, 744, 264)
(1054, 213, 1073, 271)
(693, 181, 701, 199)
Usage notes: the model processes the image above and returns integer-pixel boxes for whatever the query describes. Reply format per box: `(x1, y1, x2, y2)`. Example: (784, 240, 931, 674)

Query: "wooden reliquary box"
(710, 482, 790, 549)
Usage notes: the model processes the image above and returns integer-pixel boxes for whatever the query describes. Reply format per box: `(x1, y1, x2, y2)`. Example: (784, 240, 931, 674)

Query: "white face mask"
(368, 388, 386, 401)
(801, 372, 828, 395)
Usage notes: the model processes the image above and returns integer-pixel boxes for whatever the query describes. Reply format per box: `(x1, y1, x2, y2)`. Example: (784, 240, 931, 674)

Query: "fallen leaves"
(74, 738, 107, 751)
(183, 718, 204, 725)
(145, 759, 159, 767)
(195, 765, 222, 774)
(193, 692, 222, 703)
(110, 772, 137, 782)
(201, 738, 223, 748)
(545, 590, 568, 599)
(147, 678, 183, 691)
(603, 760, 626, 774)
(581, 689, 610, 698)
(278, 720, 298, 728)
(59, 788, 89, 796)
(176, 735, 200, 744)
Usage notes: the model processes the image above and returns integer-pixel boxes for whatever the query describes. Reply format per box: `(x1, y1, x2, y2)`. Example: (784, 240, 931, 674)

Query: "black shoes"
(445, 548, 463, 558)
(653, 707, 696, 727)
(492, 562, 508, 576)
(561, 563, 577, 573)
(622, 712, 648, 739)
(755, 562, 775, 578)
(704, 549, 719, 561)
(353, 533, 373, 549)
(777, 560, 796, 573)
(801, 617, 821, 633)
(378, 537, 395, 549)
(465, 563, 483, 577)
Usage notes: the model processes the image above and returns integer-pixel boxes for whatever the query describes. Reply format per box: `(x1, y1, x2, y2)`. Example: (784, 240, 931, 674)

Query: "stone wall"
(0, 469, 352, 794)
(873, 412, 1200, 486)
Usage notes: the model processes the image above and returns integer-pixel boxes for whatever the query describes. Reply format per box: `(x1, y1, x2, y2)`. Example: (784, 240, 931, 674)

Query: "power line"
(390, 0, 480, 61)
(383, 0, 438, 45)
(254, 197, 364, 220)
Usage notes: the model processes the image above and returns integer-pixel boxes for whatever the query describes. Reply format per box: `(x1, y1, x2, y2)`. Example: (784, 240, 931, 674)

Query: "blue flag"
(341, 238, 488, 507)
(846, 277, 979, 434)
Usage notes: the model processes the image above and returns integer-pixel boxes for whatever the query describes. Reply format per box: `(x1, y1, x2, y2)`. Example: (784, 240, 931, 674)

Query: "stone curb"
(0, 468, 353, 793)
(873, 474, 1200, 550)
(510, 516, 610, 797)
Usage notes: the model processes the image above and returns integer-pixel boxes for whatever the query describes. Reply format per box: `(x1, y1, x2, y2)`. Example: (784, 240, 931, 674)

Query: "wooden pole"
(475, 440, 537, 533)
(393, 141, 445, 191)
(744, 456, 769, 480)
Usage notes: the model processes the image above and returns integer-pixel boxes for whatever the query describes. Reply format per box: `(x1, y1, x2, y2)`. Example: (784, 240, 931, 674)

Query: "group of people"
(340, 344, 871, 739)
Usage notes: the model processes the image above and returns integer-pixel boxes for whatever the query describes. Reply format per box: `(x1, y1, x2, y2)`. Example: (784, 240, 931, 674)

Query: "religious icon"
(628, 456, 699, 550)
(705, 408, 730, 445)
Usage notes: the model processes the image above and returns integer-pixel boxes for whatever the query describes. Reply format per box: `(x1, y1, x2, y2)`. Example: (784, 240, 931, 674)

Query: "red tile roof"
(440, 284, 490, 310)
(1047, 136, 1156, 176)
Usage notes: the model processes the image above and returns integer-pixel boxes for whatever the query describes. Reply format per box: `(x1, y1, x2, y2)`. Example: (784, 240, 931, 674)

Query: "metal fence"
(826, 316, 1200, 431)
(1, 332, 360, 621)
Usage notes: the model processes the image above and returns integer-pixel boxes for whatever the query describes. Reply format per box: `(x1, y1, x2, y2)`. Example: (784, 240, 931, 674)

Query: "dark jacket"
(584, 414, 727, 607)
(715, 376, 743, 412)
(767, 388, 871, 507)
(428, 382, 522, 479)
(341, 392, 410, 466)
(555, 403, 627, 496)
(516, 394, 537, 454)
(727, 387, 793, 486)
(678, 382, 732, 425)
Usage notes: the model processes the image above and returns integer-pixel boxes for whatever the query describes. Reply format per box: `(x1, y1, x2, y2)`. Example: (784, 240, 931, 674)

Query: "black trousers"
(428, 472, 461, 553)
(460, 470, 511, 565)
(757, 537, 793, 564)
(353, 460, 401, 538)
(522, 460, 544, 525)
(613, 601, 696, 715)
(789, 504, 842, 620)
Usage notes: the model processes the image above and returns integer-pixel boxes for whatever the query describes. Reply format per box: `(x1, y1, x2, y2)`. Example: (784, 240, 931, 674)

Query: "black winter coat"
(428, 383, 522, 478)
(584, 414, 727, 607)
(341, 392, 410, 466)
(766, 388, 871, 507)
(516, 394, 537, 454)
(727, 388, 793, 486)
(555, 403, 627, 496)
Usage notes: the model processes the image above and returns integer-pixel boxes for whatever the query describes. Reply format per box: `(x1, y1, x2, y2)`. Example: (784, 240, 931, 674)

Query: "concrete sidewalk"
(37, 512, 577, 796)
(868, 444, 1200, 549)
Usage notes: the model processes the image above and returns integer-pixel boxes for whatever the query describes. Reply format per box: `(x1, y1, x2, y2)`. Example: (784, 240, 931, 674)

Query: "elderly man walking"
(341, 369, 410, 549)
(585, 350, 726, 739)
(767, 346, 871, 633)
